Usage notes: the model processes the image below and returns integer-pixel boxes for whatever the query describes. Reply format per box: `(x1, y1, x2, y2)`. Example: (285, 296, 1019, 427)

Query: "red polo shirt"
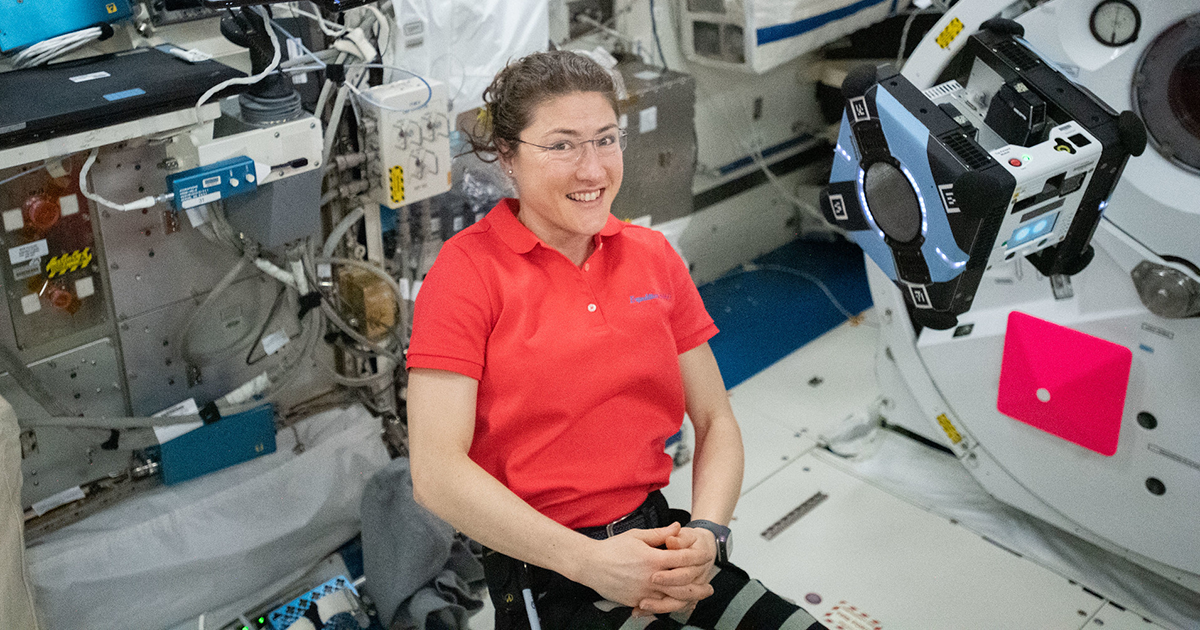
(407, 198, 718, 529)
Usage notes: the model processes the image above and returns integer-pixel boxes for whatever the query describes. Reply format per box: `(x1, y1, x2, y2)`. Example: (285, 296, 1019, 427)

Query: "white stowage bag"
(1, 395, 39, 630)
(388, 0, 550, 117)
(25, 405, 391, 630)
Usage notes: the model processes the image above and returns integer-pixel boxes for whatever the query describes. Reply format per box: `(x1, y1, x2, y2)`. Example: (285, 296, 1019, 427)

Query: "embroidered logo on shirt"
(630, 292, 672, 304)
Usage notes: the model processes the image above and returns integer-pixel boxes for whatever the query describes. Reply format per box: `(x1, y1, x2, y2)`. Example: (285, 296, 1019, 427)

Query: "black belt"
(574, 490, 670, 540)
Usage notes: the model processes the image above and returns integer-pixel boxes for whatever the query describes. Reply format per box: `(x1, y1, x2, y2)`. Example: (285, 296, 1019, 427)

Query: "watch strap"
(685, 519, 731, 564)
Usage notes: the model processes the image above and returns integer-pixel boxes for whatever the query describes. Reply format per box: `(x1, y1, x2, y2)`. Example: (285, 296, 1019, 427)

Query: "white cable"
(364, 4, 391, 59)
(79, 149, 168, 211)
(0, 165, 45, 187)
(323, 206, 366, 257)
(315, 52, 350, 118)
(255, 258, 298, 288)
(269, 16, 326, 77)
(193, 6, 282, 125)
(13, 27, 101, 68)
(291, 259, 310, 294)
(322, 85, 351, 169)
(293, 2, 349, 37)
(735, 262, 866, 323)
(178, 257, 256, 366)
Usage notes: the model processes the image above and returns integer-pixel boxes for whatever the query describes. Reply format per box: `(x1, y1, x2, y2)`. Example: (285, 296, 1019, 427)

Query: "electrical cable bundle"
(11, 24, 110, 69)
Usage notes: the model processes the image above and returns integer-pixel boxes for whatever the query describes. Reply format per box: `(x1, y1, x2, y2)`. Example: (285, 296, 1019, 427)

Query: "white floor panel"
(1084, 603, 1164, 630)
(730, 452, 1108, 630)
(729, 315, 880, 440)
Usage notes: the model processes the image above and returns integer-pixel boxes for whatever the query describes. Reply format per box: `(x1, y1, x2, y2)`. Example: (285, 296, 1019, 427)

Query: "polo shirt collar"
(489, 197, 626, 255)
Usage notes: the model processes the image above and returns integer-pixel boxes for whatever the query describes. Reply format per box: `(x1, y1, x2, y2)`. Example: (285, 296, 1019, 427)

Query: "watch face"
(1090, 0, 1140, 47)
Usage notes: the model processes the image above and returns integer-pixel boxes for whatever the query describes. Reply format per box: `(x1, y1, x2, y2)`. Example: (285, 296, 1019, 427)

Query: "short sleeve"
(661, 237, 718, 354)
(406, 241, 494, 380)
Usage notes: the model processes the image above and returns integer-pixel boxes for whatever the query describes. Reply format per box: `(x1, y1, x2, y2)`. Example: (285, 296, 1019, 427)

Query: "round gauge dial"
(1090, 0, 1141, 47)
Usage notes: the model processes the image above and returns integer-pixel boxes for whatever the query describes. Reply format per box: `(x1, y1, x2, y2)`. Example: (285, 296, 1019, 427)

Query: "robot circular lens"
(863, 161, 922, 243)
(1016, 227, 1031, 241)
(1034, 220, 1048, 232)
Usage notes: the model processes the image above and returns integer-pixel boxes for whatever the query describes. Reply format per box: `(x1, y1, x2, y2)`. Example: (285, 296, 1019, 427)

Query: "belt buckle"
(605, 510, 636, 538)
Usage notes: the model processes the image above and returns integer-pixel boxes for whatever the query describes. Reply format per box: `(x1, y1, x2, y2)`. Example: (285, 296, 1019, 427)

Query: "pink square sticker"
(997, 311, 1132, 456)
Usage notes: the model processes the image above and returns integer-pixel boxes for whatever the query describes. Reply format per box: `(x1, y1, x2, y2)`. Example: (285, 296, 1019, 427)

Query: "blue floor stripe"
(700, 239, 873, 389)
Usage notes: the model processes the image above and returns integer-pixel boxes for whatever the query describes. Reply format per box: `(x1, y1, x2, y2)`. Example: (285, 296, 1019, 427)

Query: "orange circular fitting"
(23, 194, 61, 232)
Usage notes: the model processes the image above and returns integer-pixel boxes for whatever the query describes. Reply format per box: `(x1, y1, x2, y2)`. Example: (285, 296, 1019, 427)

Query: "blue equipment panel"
(159, 404, 276, 485)
(166, 156, 260, 210)
(0, 0, 132, 52)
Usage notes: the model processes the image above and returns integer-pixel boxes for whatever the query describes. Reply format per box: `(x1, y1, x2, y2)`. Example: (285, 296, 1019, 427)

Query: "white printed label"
(938, 183, 959, 213)
(13, 260, 40, 281)
(153, 398, 203, 444)
(639, 106, 658, 134)
(154, 398, 199, 418)
(399, 278, 411, 301)
(9, 239, 48, 264)
(412, 279, 423, 300)
(31, 486, 86, 516)
(261, 329, 289, 356)
(909, 284, 932, 308)
(69, 71, 110, 83)
(634, 70, 661, 81)
(828, 194, 848, 221)
(850, 96, 870, 122)
(182, 191, 221, 209)
(286, 37, 302, 59)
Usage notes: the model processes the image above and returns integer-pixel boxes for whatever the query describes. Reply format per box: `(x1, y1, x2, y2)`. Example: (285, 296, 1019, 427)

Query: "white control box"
(360, 77, 452, 208)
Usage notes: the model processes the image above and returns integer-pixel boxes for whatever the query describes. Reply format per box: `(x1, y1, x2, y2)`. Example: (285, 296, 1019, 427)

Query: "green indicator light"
(260, 618, 266, 624)
(1022, 154, 1032, 161)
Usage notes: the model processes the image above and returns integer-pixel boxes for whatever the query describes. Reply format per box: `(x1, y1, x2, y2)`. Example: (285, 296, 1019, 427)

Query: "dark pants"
(482, 494, 827, 630)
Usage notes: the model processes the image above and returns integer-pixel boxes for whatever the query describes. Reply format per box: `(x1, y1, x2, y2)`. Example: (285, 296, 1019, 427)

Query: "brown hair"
(468, 51, 619, 161)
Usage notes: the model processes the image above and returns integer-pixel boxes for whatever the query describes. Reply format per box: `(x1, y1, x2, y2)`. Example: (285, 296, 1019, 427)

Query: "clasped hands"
(582, 521, 719, 618)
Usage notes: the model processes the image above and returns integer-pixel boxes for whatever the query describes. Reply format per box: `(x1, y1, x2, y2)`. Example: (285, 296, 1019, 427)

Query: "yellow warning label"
(45, 247, 92, 279)
(390, 166, 405, 203)
(936, 17, 964, 49)
(106, 2, 118, 13)
(937, 413, 963, 444)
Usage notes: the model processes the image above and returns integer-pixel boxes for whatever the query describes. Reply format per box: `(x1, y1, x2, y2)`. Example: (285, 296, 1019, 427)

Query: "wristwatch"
(685, 519, 732, 564)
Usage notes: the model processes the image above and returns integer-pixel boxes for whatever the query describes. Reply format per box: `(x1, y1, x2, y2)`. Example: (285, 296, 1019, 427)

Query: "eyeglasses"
(515, 130, 627, 163)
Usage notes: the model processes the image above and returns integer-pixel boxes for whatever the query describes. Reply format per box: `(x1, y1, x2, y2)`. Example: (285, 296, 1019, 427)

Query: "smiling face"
(502, 91, 623, 263)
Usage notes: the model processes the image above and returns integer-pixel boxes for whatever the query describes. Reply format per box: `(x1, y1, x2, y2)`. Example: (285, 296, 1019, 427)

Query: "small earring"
(508, 169, 513, 175)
